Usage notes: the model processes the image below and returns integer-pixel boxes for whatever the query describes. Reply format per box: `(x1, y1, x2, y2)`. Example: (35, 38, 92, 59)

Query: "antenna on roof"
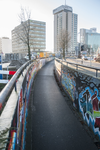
(65, 0, 66, 5)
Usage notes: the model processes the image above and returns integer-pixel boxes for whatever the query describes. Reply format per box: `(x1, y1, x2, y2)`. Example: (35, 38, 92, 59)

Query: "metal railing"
(0, 59, 34, 150)
(0, 60, 32, 112)
(55, 58, 100, 78)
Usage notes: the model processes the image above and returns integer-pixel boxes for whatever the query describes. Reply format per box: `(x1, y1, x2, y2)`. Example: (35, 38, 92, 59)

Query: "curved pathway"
(31, 60, 98, 150)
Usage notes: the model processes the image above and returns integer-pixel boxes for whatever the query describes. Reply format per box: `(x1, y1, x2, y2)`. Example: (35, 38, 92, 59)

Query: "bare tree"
(58, 29, 71, 59)
(15, 7, 31, 60)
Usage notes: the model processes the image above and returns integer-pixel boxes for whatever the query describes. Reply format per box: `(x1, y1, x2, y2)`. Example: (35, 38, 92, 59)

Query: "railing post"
(76, 64, 78, 70)
(22, 71, 23, 76)
(96, 69, 98, 77)
(15, 80, 17, 92)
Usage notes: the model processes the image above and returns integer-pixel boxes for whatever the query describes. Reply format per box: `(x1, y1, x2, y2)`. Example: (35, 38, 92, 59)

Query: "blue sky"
(0, 0, 99, 52)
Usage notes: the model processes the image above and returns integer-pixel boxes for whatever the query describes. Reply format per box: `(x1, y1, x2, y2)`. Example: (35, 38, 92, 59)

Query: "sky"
(0, 0, 100, 52)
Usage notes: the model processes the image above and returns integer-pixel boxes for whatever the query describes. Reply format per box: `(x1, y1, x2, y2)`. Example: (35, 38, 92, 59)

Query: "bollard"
(81, 59, 83, 64)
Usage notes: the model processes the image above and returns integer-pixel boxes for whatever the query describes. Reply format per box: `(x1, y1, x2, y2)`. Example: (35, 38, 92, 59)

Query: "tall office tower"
(12, 20, 46, 54)
(53, 5, 78, 53)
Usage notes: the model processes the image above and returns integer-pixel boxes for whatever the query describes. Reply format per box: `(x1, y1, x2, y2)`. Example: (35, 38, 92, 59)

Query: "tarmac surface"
(31, 60, 98, 150)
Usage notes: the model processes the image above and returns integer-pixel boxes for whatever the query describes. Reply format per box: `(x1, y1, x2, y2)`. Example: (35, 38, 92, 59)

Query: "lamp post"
(90, 46, 92, 66)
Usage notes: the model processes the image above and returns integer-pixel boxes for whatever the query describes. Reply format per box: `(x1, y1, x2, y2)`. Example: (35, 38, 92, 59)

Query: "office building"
(80, 28, 100, 54)
(0, 37, 12, 54)
(12, 20, 46, 53)
(53, 5, 78, 53)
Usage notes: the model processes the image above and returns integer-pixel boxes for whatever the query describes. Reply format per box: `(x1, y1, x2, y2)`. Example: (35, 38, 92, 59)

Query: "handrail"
(55, 58, 100, 77)
(0, 60, 33, 111)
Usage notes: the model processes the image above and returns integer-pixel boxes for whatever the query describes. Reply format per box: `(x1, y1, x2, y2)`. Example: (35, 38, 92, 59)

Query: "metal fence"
(55, 58, 100, 78)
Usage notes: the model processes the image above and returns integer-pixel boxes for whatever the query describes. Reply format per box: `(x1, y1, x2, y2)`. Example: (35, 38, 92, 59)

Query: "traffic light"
(81, 45, 84, 51)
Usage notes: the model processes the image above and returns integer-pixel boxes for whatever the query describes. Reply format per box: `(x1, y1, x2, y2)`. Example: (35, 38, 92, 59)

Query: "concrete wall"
(55, 59, 100, 139)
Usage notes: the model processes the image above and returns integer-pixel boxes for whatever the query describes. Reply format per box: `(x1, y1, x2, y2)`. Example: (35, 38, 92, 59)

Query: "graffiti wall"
(7, 106, 17, 150)
(7, 59, 46, 150)
(79, 80, 100, 139)
(55, 60, 100, 139)
(62, 68, 76, 102)
(61, 65, 78, 108)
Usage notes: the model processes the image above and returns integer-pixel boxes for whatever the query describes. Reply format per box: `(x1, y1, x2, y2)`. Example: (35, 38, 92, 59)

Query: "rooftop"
(53, 5, 73, 14)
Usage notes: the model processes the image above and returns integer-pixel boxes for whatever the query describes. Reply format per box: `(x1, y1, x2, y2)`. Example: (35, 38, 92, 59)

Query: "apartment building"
(53, 5, 78, 53)
(12, 20, 46, 53)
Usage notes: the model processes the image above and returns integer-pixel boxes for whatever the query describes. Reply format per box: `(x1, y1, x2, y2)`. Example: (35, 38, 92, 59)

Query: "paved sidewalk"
(31, 60, 98, 150)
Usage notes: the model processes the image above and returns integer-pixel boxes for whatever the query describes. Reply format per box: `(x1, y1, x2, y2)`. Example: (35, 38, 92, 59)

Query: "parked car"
(94, 56, 97, 60)
(82, 56, 88, 60)
(95, 57, 100, 62)
(31, 54, 36, 59)
(24, 55, 29, 60)
(24, 53, 36, 60)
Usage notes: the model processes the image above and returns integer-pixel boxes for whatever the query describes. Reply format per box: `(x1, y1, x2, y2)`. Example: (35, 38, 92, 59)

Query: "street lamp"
(90, 46, 92, 66)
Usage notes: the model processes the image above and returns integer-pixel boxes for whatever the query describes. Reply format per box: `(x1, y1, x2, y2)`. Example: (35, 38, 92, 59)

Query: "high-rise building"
(12, 20, 46, 53)
(0, 37, 12, 54)
(80, 28, 100, 53)
(53, 5, 78, 53)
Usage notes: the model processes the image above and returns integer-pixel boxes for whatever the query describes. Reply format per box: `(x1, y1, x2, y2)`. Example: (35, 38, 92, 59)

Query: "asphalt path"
(31, 60, 98, 150)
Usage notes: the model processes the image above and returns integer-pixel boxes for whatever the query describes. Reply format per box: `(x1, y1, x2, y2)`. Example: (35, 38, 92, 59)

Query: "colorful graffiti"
(55, 59, 100, 139)
(7, 106, 17, 150)
(62, 69, 76, 102)
(6, 59, 46, 149)
(17, 88, 23, 145)
(8, 130, 17, 150)
(79, 87, 100, 137)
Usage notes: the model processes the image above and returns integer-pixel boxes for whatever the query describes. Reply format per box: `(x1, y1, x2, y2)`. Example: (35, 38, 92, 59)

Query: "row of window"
(12, 41, 45, 45)
(29, 37, 45, 40)
(32, 41, 45, 44)
(29, 33, 45, 37)
(12, 44, 45, 48)
(30, 30, 45, 33)
(12, 28, 45, 36)
(31, 45, 45, 48)
(12, 32, 45, 40)
(30, 26, 45, 30)
(12, 38, 45, 43)
(30, 21, 45, 26)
